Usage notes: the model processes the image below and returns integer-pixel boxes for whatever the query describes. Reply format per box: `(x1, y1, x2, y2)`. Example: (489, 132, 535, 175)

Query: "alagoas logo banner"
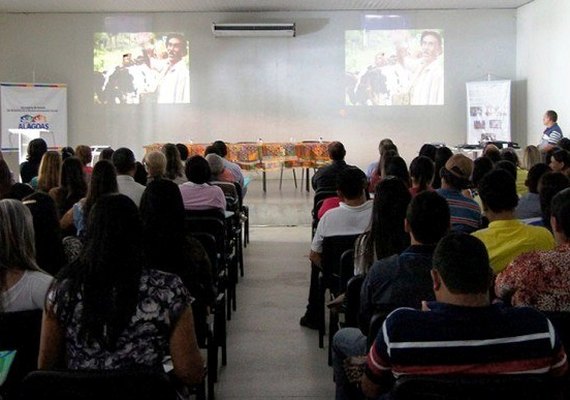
(18, 114, 50, 130)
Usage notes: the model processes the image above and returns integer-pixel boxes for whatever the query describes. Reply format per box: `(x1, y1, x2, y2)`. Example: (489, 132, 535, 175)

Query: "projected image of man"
(410, 30, 443, 105)
(157, 33, 190, 104)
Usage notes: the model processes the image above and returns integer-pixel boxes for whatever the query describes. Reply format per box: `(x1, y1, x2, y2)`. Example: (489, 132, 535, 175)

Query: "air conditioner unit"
(212, 23, 295, 38)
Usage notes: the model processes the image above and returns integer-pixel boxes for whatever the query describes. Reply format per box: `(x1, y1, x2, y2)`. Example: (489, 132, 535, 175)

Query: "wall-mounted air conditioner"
(212, 23, 296, 38)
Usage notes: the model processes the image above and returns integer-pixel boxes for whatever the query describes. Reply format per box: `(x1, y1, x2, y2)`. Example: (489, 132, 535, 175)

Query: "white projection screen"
(345, 29, 444, 106)
(94, 32, 190, 105)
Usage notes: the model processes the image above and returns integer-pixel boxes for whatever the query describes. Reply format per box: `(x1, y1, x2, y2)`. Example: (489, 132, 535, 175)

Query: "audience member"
(162, 143, 187, 184)
(494, 159, 517, 180)
(432, 146, 452, 189)
(483, 144, 501, 164)
(361, 233, 568, 398)
(317, 196, 341, 220)
(472, 169, 555, 274)
(496, 188, 570, 310)
(39, 194, 205, 387)
(205, 153, 235, 183)
(22, 192, 65, 276)
(354, 178, 411, 275)
(312, 141, 358, 192)
(366, 138, 394, 179)
(409, 155, 434, 196)
(0, 159, 33, 200)
(75, 145, 93, 178)
(539, 109, 563, 153)
(436, 154, 481, 233)
(301, 168, 372, 329)
(211, 140, 246, 195)
(536, 171, 570, 229)
(179, 156, 226, 212)
(549, 148, 570, 177)
(112, 147, 145, 206)
(133, 161, 147, 186)
(99, 147, 114, 161)
(49, 157, 87, 219)
(60, 160, 118, 238)
(144, 150, 167, 183)
(515, 163, 551, 220)
(418, 143, 437, 161)
(381, 155, 409, 189)
(0, 199, 52, 312)
(558, 137, 570, 152)
(176, 143, 190, 161)
(501, 148, 528, 196)
(368, 146, 398, 190)
(60, 146, 74, 161)
(20, 138, 47, 184)
(333, 192, 449, 400)
(33, 151, 61, 192)
(522, 145, 542, 170)
(467, 156, 494, 211)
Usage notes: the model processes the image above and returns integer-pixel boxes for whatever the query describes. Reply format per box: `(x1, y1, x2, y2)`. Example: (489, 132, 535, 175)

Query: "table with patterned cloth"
(143, 142, 330, 192)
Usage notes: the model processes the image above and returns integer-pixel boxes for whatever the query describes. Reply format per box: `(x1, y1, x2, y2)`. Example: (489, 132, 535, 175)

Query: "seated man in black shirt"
(311, 141, 359, 192)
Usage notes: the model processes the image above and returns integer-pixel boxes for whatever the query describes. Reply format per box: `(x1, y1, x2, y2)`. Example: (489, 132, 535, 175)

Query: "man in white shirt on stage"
(410, 30, 444, 105)
(157, 33, 190, 104)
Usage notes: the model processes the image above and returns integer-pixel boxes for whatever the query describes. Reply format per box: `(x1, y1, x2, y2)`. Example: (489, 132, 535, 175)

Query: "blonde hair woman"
(144, 151, 167, 183)
(0, 199, 52, 312)
(522, 145, 542, 170)
(35, 151, 62, 193)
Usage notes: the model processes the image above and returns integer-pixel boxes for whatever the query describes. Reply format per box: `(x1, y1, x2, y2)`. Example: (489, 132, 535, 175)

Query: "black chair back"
(20, 369, 177, 400)
(321, 234, 359, 296)
(344, 274, 364, 328)
(391, 374, 562, 400)
(0, 309, 43, 397)
(543, 311, 570, 351)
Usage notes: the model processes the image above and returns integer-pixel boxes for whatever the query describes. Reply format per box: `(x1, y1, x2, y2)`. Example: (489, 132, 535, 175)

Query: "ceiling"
(0, 0, 535, 13)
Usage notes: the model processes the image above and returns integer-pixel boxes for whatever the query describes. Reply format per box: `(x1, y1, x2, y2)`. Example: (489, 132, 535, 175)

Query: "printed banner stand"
(466, 80, 511, 145)
(0, 83, 67, 151)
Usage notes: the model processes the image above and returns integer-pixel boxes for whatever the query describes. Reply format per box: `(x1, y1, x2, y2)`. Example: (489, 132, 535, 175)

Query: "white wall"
(517, 0, 570, 148)
(0, 10, 516, 169)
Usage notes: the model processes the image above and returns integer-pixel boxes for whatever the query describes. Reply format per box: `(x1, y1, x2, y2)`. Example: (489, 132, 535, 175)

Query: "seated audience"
(176, 143, 190, 162)
(472, 169, 555, 274)
(418, 143, 437, 162)
(549, 148, 570, 177)
(515, 163, 551, 220)
(333, 192, 449, 400)
(522, 145, 542, 171)
(38, 194, 205, 387)
(49, 157, 87, 219)
(22, 192, 65, 276)
(368, 146, 398, 191)
(0, 159, 33, 200)
(112, 147, 145, 206)
(379, 156, 409, 190)
(99, 147, 114, 161)
(535, 172, 570, 229)
(432, 146, 452, 189)
(144, 150, 167, 183)
(436, 154, 481, 233)
(361, 233, 568, 399)
(60, 160, 118, 238)
(75, 145, 93, 178)
(301, 168, 372, 329)
(483, 143, 502, 164)
(205, 153, 235, 183)
(466, 156, 494, 212)
(501, 147, 528, 196)
(494, 159, 517, 181)
(162, 143, 187, 185)
(559, 137, 570, 152)
(32, 151, 61, 192)
(133, 161, 147, 186)
(60, 146, 74, 160)
(366, 138, 394, 179)
(496, 188, 570, 310)
(211, 140, 246, 195)
(179, 156, 226, 212)
(312, 141, 359, 192)
(0, 199, 52, 312)
(354, 178, 411, 275)
(409, 155, 434, 197)
(317, 196, 341, 220)
(20, 138, 47, 184)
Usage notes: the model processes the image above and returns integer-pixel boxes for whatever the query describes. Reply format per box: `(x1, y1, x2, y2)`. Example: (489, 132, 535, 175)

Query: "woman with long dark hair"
(39, 194, 204, 386)
(409, 156, 435, 196)
(49, 156, 88, 218)
(355, 178, 412, 274)
(432, 146, 452, 189)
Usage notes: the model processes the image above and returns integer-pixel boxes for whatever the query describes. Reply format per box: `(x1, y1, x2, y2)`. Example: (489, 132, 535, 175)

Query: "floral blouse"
(48, 269, 191, 370)
(495, 244, 570, 311)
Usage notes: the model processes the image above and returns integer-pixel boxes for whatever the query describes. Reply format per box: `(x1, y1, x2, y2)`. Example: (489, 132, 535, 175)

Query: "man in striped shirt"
(361, 233, 567, 399)
(539, 110, 563, 154)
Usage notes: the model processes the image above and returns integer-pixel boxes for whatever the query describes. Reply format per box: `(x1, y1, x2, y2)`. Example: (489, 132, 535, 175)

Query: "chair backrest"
(20, 369, 177, 400)
(321, 235, 359, 295)
(0, 309, 43, 396)
(344, 273, 364, 328)
(185, 212, 226, 272)
(211, 181, 238, 211)
(339, 249, 355, 291)
(312, 190, 338, 218)
(390, 374, 561, 400)
(366, 307, 397, 348)
(543, 311, 570, 351)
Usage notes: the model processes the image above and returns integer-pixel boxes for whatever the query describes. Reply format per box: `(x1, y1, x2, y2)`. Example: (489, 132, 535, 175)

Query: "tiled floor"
(215, 225, 334, 399)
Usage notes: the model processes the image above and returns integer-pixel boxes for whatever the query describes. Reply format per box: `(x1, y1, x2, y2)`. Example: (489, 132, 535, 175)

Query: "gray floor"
(215, 225, 334, 399)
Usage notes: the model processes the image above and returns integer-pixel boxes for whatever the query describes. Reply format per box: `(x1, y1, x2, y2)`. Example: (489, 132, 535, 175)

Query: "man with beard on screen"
(409, 30, 443, 105)
(157, 33, 190, 103)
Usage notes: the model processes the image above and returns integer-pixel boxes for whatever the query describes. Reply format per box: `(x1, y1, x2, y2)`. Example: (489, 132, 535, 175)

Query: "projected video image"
(345, 29, 444, 106)
(94, 32, 190, 104)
